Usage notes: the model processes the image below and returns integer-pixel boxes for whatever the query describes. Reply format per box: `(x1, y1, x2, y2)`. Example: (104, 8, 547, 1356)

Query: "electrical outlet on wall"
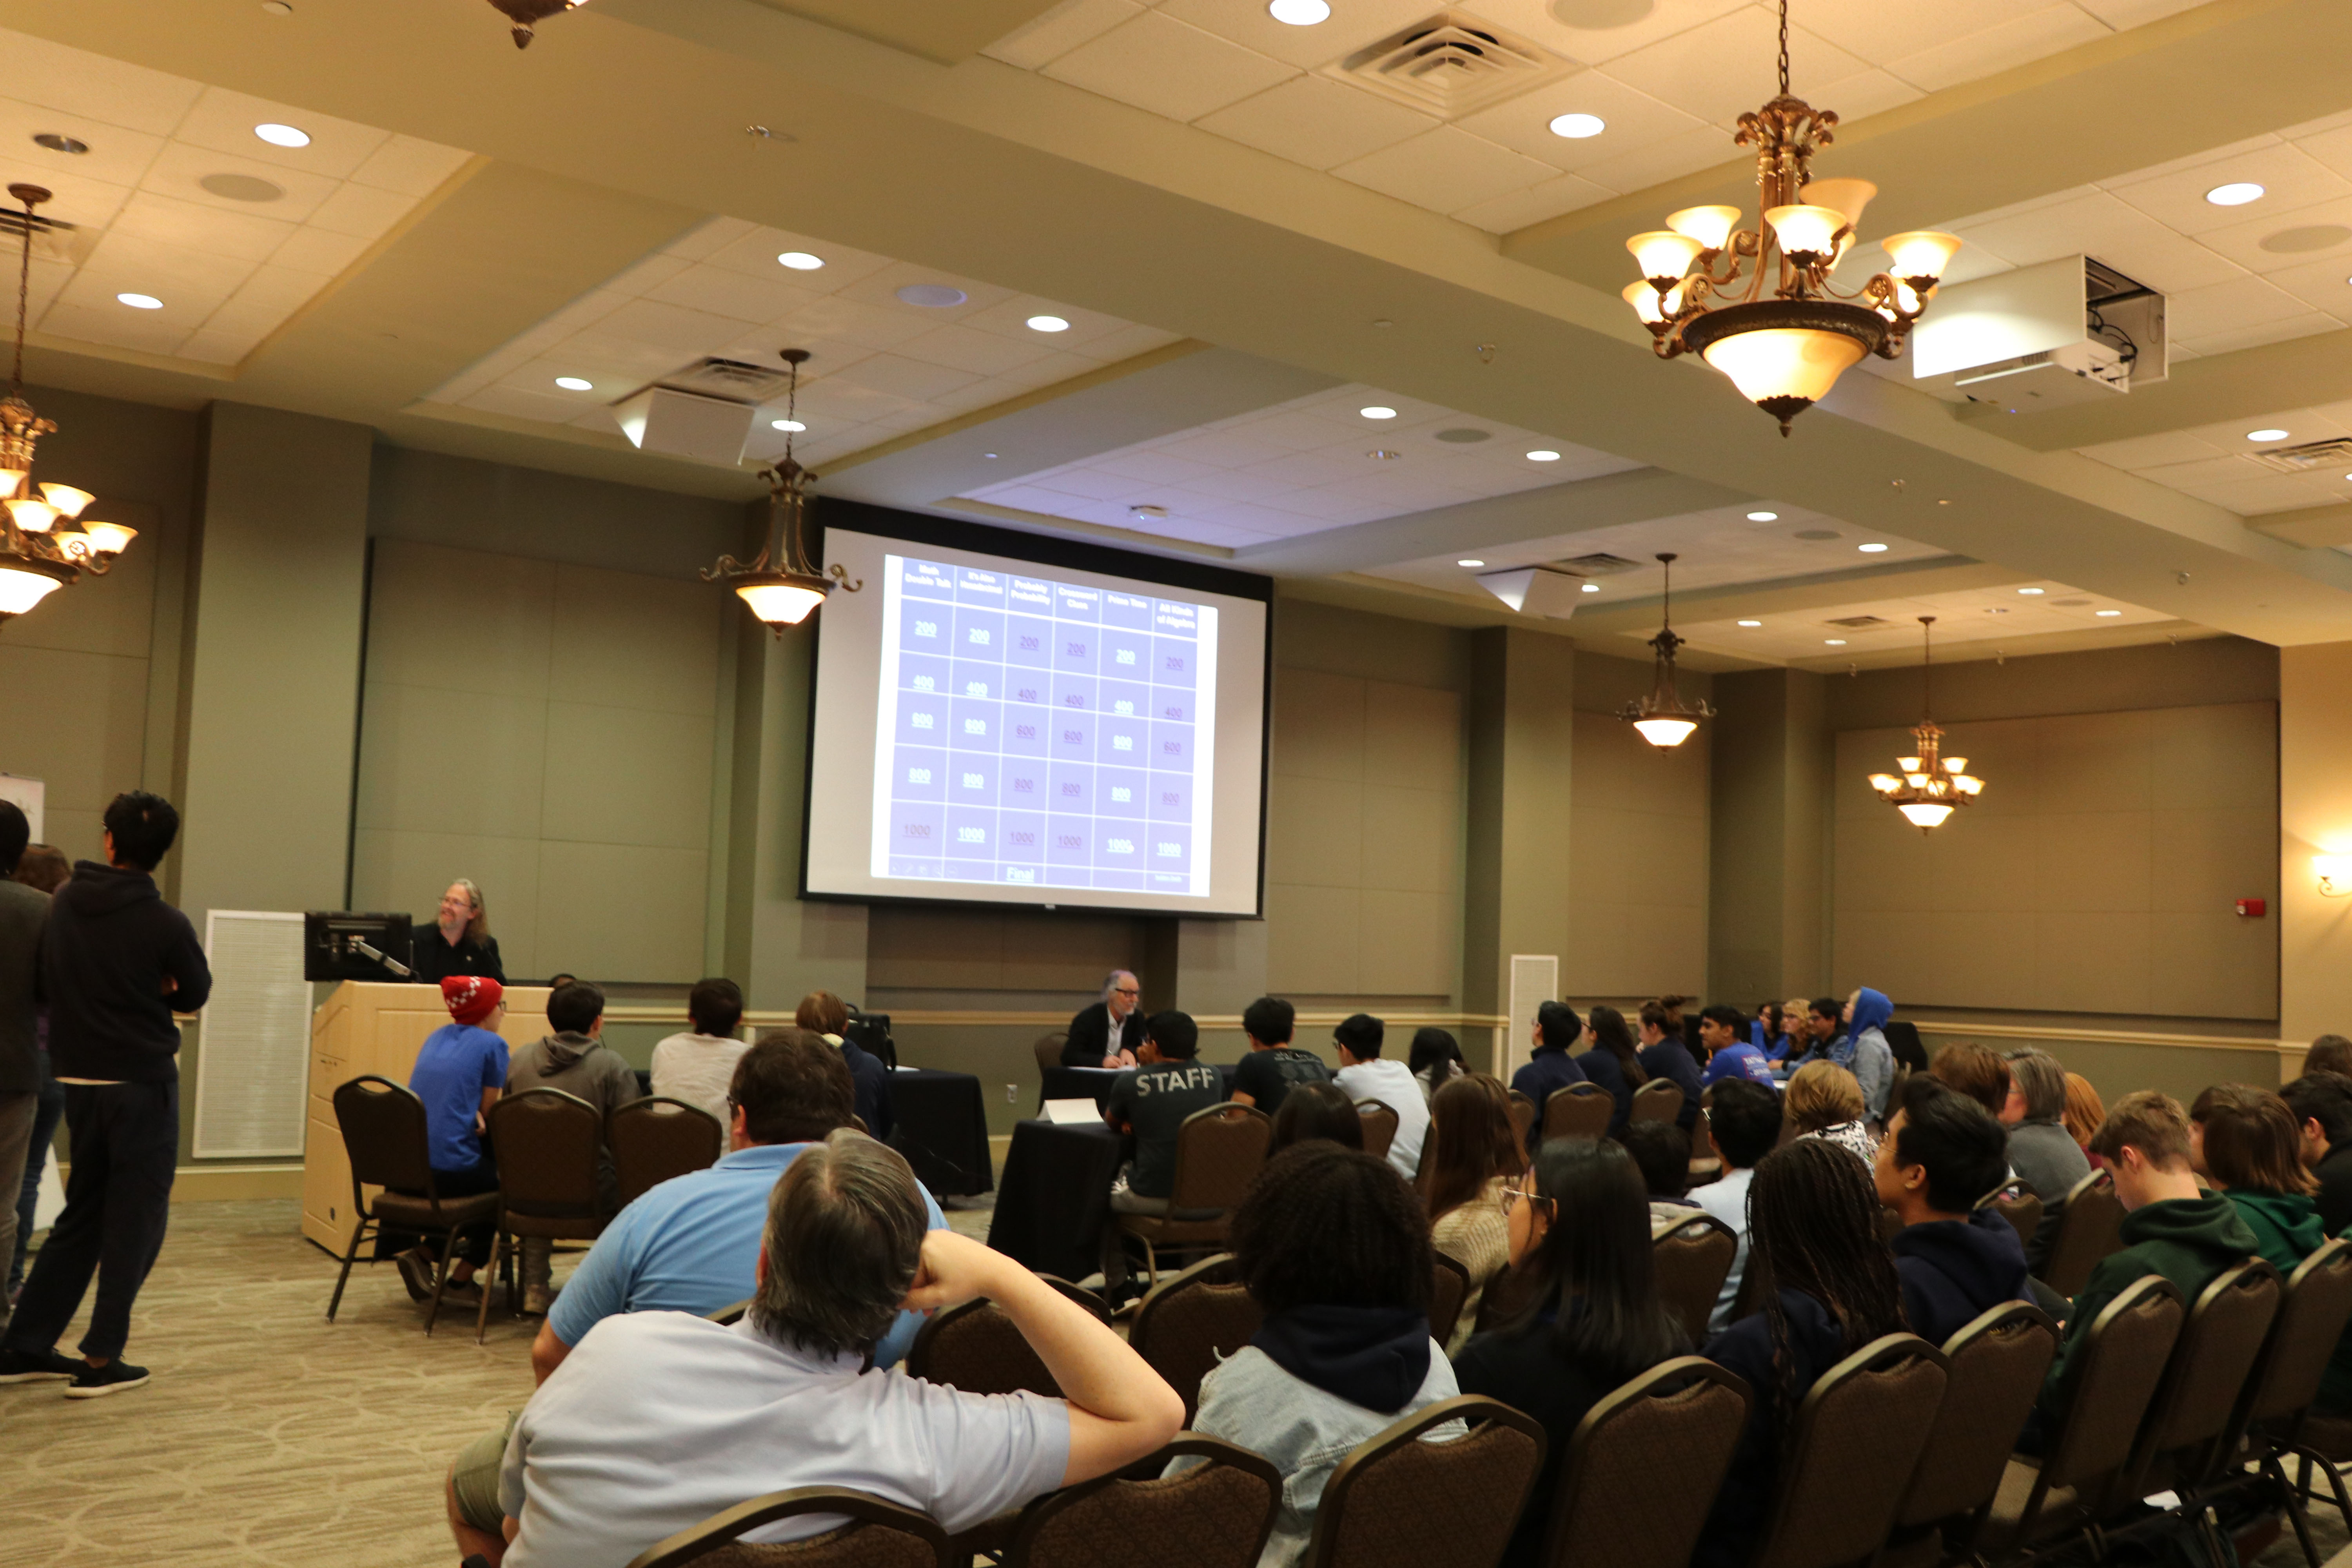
(1006, 1083, 1017, 1103)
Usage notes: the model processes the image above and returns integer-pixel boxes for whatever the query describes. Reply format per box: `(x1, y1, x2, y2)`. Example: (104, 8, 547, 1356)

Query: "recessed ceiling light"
(1858, 542, 1889, 553)
(1268, 0, 1330, 23)
(32, 134, 88, 156)
(116, 293, 162, 310)
(777, 251, 824, 270)
(1747, 510, 1778, 522)
(2247, 428, 2290, 441)
(1457, 559, 1485, 568)
(2096, 609, 2123, 617)
(1527, 449, 1561, 461)
(2018, 587, 2045, 595)
(1825, 638, 1848, 646)
(1581, 582, 1600, 592)
(1026, 314, 1070, 333)
(772, 419, 806, 431)
(1737, 619, 1762, 628)
(1549, 113, 1605, 139)
(1360, 405, 1397, 419)
(2206, 181, 2265, 207)
(260, 0, 292, 13)
(554, 376, 592, 391)
(253, 122, 310, 148)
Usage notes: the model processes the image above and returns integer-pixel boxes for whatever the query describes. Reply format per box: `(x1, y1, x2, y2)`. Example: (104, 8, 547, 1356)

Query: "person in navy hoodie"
(1698, 1007, 1778, 1089)
(1577, 1005, 1647, 1138)
(1695, 1138, 1907, 1568)
(1636, 998, 1704, 1131)
(1874, 1076, 2031, 1347)
(1510, 1000, 1589, 1122)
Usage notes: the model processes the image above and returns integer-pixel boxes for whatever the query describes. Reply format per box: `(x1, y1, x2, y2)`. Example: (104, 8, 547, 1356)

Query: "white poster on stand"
(0, 774, 43, 841)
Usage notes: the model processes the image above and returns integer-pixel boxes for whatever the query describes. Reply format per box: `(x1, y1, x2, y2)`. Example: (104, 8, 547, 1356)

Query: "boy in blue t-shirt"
(1697, 1006, 1777, 1088)
(396, 975, 510, 1300)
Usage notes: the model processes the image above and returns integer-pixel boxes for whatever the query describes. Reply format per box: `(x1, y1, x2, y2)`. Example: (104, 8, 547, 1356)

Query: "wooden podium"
(301, 980, 553, 1252)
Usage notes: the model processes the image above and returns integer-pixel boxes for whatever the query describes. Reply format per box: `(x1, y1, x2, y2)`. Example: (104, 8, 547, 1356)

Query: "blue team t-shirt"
(1700, 1040, 1779, 1089)
(409, 1022, 510, 1172)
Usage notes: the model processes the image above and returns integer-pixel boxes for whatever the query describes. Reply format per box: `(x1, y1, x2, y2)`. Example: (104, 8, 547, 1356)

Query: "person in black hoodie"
(1874, 1076, 2031, 1346)
(0, 792, 210, 1397)
(1695, 1137, 1907, 1568)
(2281, 1071, 2352, 1236)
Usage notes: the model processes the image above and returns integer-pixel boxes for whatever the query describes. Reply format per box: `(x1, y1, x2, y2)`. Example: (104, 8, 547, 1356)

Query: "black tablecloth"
(888, 1068, 994, 1197)
(986, 1119, 1126, 1281)
(1038, 1062, 1239, 1112)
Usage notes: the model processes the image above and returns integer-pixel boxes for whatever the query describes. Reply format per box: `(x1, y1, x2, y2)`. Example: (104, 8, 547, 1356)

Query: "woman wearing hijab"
(1844, 987, 1896, 1128)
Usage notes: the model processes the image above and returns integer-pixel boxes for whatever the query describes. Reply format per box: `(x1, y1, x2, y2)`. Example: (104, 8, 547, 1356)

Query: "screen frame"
(798, 499, 1273, 921)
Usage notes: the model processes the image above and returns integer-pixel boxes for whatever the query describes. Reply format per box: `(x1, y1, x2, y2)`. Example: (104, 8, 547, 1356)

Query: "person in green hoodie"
(2038, 1089, 2260, 1430)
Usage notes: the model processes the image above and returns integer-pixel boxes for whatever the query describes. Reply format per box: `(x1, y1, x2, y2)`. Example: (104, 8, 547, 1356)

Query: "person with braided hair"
(1693, 1138, 1907, 1568)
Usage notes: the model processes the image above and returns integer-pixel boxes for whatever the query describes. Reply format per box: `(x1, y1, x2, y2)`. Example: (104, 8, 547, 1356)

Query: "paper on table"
(1044, 1098, 1102, 1125)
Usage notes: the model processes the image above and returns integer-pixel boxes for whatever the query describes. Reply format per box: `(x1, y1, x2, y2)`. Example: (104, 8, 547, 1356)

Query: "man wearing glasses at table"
(1061, 971, 1145, 1069)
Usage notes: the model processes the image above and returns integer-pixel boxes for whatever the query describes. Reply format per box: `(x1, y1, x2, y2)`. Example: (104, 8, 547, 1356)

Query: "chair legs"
(423, 1224, 459, 1337)
(325, 1211, 374, 1322)
(2266, 1456, 2325, 1568)
(475, 1228, 506, 1345)
(2288, 1445, 2352, 1536)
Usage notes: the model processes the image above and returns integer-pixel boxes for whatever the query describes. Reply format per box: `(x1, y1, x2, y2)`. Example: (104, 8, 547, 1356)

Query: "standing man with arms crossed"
(0, 792, 211, 1396)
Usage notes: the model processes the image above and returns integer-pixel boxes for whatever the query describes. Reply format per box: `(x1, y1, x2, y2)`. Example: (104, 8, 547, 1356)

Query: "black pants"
(2, 1081, 177, 1362)
(389, 1160, 499, 1267)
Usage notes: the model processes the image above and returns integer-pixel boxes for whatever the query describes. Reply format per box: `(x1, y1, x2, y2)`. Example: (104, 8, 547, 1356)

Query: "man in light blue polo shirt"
(527, 1028, 947, 1385)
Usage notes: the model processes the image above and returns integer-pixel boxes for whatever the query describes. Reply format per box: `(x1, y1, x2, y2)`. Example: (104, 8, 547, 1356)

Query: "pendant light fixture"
(1867, 615, 1984, 831)
(486, 0, 588, 48)
(1620, 551, 1714, 748)
(701, 349, 862, 637)
(0, 183, 130, 631)
(1623, 0, 1962, 434)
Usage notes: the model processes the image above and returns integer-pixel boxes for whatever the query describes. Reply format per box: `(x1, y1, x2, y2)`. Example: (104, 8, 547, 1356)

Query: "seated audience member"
(1408, 1026, 1469, 1105)
(1620, 1119, 1700, 1234)
(1577, 1005, 1648, 1136)
(2038, 1091, 2259, 1430)
(1931, 1042, 2010, 1118)
(648, 978, 746, 1127)
(2190, 1085, 2323, 1270)
(461, 1132, 1183, 1568)
(1177, 1143, 1459, 1566)
(796, 989, 892, 1141)
(1696, 1139, 1907, 1568)
(1766, 996, 1811, 1066)
(2308, 1035, 2352, 1081)
(1875, 1077, 2030, 1345)
(2281, 1071, 2352, 1234)
(1333, 1012, 1430, 1181)
(2064, 1073, 2108, 1167)
(526, 1031, 948, 1387)
(1785, 1062, 1876, 1166)
(1062, 969, 1143, 1068)
(392, 976, 510, 1302)
(1230, 996, 1329, 1117)
(1454, 1137, 1690, 1568)
(1785, 997, 1845, 1073)
(1269, 1082, 1364, 1154)
(1511, 1000, 1593, 1122)
(1636, 999, 1704, 1131)
(1998, 1048, 2089, 1272)
(506, 980, 644, 1314)
(1425, 1074, 1527, 1353)
(1102, 1011, 1225, 1299)
(1693, 1080, 1784, 1331)
(1699, 1006, 1777, 1089)
(1844, 988, 1896, 1126)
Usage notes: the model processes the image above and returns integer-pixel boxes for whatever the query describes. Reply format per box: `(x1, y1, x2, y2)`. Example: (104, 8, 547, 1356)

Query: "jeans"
(2, 1081, 178, 1362)
(9, 1067, 65, 1294)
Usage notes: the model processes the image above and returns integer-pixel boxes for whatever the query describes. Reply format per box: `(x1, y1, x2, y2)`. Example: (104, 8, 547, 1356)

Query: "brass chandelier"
(1620, 552, 1713, 749)
(1868, 616, 1984, 831)
(485, 0, 588, 48)
(0, 183, 132, 630)
(702, 349, 862, 637)
(1624, 0, 1963, 435)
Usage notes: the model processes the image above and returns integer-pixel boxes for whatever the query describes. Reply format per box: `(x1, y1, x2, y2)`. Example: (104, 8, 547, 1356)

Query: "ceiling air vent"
(2245, 438, 2352, 474)
(1549, 551, 1642, 576)
(1330, 11, 1570, 116)
(652, 357, 799, 403)
(1826, 614, 1891, 629)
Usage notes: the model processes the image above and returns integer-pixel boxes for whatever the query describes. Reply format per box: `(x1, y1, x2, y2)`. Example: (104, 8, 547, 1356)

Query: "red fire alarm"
(2236, 898, 2267, 918)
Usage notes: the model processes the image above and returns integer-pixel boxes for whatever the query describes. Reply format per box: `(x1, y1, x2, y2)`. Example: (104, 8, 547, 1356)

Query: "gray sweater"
(2006, 1120, 2091, 1272)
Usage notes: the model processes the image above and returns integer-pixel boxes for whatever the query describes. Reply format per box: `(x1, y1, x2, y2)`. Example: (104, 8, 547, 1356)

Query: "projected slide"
(873, 556, 1217, 895)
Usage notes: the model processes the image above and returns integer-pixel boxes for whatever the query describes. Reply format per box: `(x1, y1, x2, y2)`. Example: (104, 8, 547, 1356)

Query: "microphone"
(352, 938, 413, 979)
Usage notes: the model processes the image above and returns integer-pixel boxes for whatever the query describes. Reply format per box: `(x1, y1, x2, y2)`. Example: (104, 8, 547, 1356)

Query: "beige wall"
(1568, 653, 1711, 1001)
(1832, 701, 2279, 1020)
(2281, 643, 2352, 1042)
(350, 537, 731, 983)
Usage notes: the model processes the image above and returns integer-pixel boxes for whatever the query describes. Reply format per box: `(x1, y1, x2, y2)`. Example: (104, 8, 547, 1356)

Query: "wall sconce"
(2318, 856, 2352, 897)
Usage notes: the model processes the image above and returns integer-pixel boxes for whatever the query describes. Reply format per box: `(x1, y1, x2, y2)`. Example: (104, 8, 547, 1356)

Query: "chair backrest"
(623, 1487, 949, 1568)
(906, 1278, 1110, 1396)
(1983, 1189, 2043, 1250)
(1032, 1033, 1066, 1076)
(1629, 1080, 1685, 1125)
(1543, 1083, 1612, 1143)
(1167, 1103, 1273, 1214)
(1354, 1100, 1399, 1163)
(705, 1298, 752, 1326)
(611, 1096, 725, 1208)
(2040, 1169, 2126, 1298)
(1007, 1435, 1280, 1568)
(2036, 1274, 2186, 1494)
(1895, 1301, 2061, 1530)
(1304, 1396, 1547, 1568)
(1129, 1254, 1261, 1423)
(486, 1088, 606, 1214)
(1538, 1358, 1752, 1568)
(1751, 1335, 1951, 1568)
(333, 1074, 436, 1198)
(1653, 1215, 1738, 1346)
(2122, 1259, 2281, 1497)
(1507, 1091, 1538, 1149)
(2245, 1237, 2352, 1430)
(1429, 1252, 1472, 1347)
